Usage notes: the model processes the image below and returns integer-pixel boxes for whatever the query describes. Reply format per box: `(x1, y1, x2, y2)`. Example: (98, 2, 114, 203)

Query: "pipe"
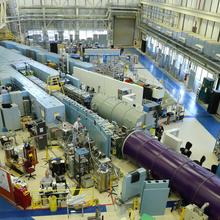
(201, 202, 209, 213)
(122, 131, 220, 219)
(91, 94, 146, 130)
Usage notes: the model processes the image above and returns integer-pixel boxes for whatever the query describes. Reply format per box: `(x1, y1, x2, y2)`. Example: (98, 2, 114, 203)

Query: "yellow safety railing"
(30, 186, 97, 210)
(127, 197, 140, 220)
(180, 207, 185, 220)
(44, 145, 63, 163)
(46, 76, 65, 95)
(133, 197, 140, 210)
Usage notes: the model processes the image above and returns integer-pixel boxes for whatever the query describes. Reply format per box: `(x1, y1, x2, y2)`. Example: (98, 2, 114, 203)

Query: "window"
(196, 66, 202, 80)
(201, 69, 208, 82)
(79, 30, 107, 40)
(164, 46, 169, 55)
(27, 30, 43, 41)
(207, 72, 214, 79)
(47, 30, 58, 41)
(63, 31, 70, 40)
(175, 54, 183, 68)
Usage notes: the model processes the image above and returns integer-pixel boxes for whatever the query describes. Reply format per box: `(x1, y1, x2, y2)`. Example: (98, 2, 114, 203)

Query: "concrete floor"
(0, 128, 180, 220)
(0, 53, 219, 220)
(0, 111, 216, 220)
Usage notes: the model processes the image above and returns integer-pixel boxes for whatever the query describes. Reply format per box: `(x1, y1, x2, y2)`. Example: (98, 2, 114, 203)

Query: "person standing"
(73, 116, 82, 132)
(155, 123, 164, 141)
(72, 116, 82, 146)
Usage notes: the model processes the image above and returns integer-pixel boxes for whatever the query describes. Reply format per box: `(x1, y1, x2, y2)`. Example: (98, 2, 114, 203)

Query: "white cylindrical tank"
(91, 93, 146, 130)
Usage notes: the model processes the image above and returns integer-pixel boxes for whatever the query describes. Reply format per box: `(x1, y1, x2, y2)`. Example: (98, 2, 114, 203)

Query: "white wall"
(212, 23, 220, 41)
(73, 67, 144, 106)
(211, 0, 219, 13)
(199, 20, 207, 36)
(206, 21, 214, 39)
(183, 15, 194, 32)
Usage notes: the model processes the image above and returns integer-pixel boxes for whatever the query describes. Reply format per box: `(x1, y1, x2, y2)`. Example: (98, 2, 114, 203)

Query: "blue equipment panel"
(12, 74, 65, 124)
(66, 74, 81, 88)
(26, 75, 112, 156)
(54, 92, 112, 156)
(75, 147, 89, 156)
(121, 168, 147, 202)
(0, 40, 94, 75)
(140, 180, 170, 216)
(28, 61, 59, 82)
(1, 104, 21, 130)
(0, 45, 65, 125)
(10, 91, 25, 116)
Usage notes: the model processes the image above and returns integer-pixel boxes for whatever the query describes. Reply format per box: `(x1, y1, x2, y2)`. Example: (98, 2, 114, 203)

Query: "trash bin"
(49, 195, 57, 212)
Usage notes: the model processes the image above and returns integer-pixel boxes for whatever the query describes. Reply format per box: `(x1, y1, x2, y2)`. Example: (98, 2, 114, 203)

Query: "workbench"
(39, 186, 69, 206)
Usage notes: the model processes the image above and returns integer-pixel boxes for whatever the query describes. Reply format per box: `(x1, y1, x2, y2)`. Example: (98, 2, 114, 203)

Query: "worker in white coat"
(72, 116, 82, 146)
(73, 116, 82, 132)
(40, 169, 54, 189)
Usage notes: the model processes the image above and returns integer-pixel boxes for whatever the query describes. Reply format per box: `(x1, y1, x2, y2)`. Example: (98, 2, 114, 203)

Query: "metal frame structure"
(6, 0, 140, 42)
(0, 0, 7, 29)
(141, 1, 220, 23)
(138, 0, 220, 79)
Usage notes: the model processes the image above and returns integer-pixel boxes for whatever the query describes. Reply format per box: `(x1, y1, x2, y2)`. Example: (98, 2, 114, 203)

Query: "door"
(113, 17, 135, 47)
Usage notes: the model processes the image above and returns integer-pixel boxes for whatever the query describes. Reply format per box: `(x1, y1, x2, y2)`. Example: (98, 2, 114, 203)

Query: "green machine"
(140, 214, 155, 220)
(198, 77, 215, 104)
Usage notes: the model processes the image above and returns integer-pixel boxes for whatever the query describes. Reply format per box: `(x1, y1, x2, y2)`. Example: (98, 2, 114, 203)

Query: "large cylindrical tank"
(122, 131, 220, 219)
(96, 166, 110, 193)
(91, 94, 146, 130)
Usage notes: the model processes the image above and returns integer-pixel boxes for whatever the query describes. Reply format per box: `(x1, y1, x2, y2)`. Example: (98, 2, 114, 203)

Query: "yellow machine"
(180, 208, 185, 220)
(47, 62, 57, 69)
(0, 27, 16, 41)
(46, 76, 65, 94)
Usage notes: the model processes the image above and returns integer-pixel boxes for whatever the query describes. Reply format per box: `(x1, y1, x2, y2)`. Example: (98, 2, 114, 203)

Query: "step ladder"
(46, 76, 64, 95)
(133, 197, 140, 210)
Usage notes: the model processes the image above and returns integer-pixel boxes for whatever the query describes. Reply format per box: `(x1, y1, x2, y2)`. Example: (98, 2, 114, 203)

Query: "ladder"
(46, 76, 64, 95)
(133, 197, 140, 210)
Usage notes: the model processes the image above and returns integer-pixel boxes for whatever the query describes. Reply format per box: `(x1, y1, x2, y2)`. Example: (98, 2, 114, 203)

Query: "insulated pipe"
(122, 131, 220, 219)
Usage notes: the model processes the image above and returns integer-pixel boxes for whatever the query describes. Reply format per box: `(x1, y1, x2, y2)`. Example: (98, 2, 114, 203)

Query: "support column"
(75, 8, 79, 41)
(216, 74, 220, 90)
(42, 27, 49, 49)
(75, 21, 79, 41)
(58, 31, 64, 42)
(107, 19, 113, 47)
(70, 34, 73, 42)
(42, 28, 48, 42)
(187, 69, 196, 91)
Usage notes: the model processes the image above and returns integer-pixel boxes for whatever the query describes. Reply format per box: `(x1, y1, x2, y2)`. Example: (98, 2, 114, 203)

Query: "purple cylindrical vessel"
(123, 131, 220, 219)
